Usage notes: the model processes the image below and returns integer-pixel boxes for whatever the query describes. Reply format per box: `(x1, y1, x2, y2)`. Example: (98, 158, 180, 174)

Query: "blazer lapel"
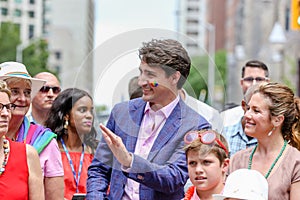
(148, 100, 183, 160)
(125, 99, 146, 153)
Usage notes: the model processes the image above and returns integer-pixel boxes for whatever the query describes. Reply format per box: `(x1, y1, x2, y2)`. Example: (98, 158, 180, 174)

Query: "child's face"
(187, 151, 227, 193)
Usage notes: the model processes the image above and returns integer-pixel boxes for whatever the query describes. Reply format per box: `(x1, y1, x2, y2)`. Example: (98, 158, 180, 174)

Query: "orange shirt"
(61, 152, 93, 200)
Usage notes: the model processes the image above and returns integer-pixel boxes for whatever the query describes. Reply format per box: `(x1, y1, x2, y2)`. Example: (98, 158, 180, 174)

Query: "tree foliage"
(0, 22, 20, 63)
(23, 39, 50, 76)
(184, 50, 227, 105)
(0, 22, 51, 76)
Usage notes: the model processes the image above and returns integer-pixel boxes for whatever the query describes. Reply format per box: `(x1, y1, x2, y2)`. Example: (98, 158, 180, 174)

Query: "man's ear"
(241, 99, 247, 112)
(171, 71, 181, 86)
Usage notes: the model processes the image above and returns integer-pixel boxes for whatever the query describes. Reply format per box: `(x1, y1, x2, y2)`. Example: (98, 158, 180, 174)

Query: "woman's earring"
(268, 126, 276, 136)
(64, 120, 69, 129)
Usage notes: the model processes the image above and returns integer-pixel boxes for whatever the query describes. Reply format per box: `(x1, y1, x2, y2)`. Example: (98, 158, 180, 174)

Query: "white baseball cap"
(213, 169, 268, 200)
(0, 61, 46, 97)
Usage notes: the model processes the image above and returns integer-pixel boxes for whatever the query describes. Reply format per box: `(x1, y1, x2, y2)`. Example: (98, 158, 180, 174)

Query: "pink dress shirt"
(123, 96, 180, 200)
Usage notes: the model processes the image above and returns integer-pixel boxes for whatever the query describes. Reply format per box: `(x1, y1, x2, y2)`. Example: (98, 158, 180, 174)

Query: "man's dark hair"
(138, 39, 191, 89)
(241, 60, 269, 78)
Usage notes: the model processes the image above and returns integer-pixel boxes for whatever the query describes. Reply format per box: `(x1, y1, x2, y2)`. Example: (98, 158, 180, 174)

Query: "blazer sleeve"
(86, 111, 116, 199)
(123, 113, 210, 194)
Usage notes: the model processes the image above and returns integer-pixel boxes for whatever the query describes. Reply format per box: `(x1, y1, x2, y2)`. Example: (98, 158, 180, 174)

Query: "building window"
(1, 8, 8, 16)
(29, 0, 35, 4)
(55, 51, 62, 60)
(28, 11, 34, 18)
(187, 7, 199, 12)
(187, 19, 199, 24)
(14, 9, 22, 17)
(29, 24, 34, 39)
(187, 31, 198, 36)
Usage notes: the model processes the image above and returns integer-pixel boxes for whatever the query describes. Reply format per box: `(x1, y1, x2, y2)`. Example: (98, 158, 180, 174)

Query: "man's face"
(138, 61, 178, 108)
(240, 67, 269, 94)
(32, 74, 60, 112)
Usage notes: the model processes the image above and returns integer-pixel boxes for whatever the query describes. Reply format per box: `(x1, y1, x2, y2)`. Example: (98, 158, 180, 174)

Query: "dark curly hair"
(45, 88, 98, 152)
(138, 39, 191, 89)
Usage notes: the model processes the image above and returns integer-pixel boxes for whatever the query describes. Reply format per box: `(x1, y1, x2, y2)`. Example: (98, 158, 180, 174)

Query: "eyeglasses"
(0, 103, 16, 112)
(39, 86, 61, 94)
(242, 77, 269, 82)
(184, 130, 229, 155)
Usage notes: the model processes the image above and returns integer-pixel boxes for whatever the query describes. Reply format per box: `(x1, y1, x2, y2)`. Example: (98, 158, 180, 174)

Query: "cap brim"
(212, 194, 226, 200)
(0, 75, 46, 98)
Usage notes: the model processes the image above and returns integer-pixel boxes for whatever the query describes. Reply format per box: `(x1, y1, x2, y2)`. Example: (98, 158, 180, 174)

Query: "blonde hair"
(254, 82, 300, 150)
(184, 129, 229, 165)
(0, 80, 11, 98)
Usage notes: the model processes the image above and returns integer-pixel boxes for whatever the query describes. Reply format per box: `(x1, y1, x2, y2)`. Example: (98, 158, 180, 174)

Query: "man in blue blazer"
(87, 39, 211, 200)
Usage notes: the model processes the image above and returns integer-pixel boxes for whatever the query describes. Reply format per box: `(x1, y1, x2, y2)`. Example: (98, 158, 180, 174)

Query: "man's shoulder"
(220, 106, 244, 127)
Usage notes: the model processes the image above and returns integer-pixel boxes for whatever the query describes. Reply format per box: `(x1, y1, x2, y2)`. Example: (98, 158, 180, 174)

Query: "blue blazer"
(87, 98, 210, 200)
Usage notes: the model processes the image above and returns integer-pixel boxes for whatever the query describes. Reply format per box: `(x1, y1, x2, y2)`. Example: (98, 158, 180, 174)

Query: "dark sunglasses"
(0, 103, 16, 112)
(39, 86, 61, 94)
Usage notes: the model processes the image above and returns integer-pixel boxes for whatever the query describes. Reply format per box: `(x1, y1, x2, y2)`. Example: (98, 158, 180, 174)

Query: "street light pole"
(207, 24, 215, 106)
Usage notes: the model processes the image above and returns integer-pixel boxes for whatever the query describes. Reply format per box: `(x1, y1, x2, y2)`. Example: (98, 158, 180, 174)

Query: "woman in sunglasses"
(182, 129, 229, 200)
(0, 80, 44, 199)
(45, 88, 98, 200)
(0, 62, 64, 200)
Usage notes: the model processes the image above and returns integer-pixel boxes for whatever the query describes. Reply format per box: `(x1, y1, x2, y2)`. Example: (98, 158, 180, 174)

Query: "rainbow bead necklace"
(0, 136, 10, 176)
(248, 140, 287, 179)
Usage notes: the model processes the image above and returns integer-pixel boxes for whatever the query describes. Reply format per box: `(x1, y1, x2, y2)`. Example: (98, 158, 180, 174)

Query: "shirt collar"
(144, 95, 180, 119)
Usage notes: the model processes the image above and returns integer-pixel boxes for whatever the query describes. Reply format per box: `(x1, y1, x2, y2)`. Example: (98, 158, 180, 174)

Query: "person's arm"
(27, 145, 45, 200)
(44, 176, 64, 200)
(40, 139, 64, 200)
(86, 116, 115, 199)
(290, 181, 300, 200)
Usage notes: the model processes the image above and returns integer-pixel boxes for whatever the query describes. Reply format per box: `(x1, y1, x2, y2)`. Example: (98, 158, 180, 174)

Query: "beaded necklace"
(0, 136, 10, 176)
(248, 140, 287, 179)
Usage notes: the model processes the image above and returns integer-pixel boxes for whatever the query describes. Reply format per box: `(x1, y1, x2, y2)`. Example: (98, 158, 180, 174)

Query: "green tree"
(0, 22, 20, 63)
(0, 22, 51, 76)
(22, 39, 50, 76)
(184, 50, 227, 105)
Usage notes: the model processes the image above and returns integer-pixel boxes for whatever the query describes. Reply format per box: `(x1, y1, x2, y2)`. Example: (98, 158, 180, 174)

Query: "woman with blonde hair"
(0, 80, 44, 199)
(230, 82, 300, 200)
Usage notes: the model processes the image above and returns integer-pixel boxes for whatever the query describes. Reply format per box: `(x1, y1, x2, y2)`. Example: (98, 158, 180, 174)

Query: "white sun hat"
(213, 169, 268, 200)
(0, 61, 46, 98)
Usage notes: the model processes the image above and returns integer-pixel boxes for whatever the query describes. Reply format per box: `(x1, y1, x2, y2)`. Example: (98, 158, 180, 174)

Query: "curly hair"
(138, 39, 191, 89)
(255, 82, 300, 150)
(45, 88, 98, 152)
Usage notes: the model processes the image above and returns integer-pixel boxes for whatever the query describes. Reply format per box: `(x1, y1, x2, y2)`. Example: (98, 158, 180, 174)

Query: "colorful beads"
(0, 136, 10, 176)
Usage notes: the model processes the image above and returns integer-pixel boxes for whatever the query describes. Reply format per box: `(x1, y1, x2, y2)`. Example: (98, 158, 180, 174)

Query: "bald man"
(29, 72, 61, 125)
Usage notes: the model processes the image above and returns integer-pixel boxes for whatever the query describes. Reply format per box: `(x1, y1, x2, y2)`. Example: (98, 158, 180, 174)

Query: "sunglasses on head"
(39, 86, 61, 94)
(184, 130, 229, 155)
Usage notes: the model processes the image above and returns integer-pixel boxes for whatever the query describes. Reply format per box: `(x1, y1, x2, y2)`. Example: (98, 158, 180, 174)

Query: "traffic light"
(291, 0, 300, 30)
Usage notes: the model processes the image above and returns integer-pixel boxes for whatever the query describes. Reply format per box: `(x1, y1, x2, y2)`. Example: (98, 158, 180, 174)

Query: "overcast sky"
(93, 0, 178, 108)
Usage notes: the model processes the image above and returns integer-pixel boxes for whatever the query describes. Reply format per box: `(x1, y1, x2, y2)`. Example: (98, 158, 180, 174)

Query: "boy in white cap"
(213, 169, 268, 200)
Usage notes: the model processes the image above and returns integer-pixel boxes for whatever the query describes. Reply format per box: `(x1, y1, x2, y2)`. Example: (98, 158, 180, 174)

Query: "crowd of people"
(0, 38, 299, 200)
